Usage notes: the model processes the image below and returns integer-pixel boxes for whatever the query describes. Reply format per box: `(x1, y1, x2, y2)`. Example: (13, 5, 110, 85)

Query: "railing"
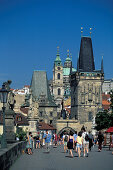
(0, 141, 26, 170)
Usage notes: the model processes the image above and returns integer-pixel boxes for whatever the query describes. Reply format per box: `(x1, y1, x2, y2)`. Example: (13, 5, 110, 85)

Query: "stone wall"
(0, 141, 26, 170)
(56, 119, 93, 134)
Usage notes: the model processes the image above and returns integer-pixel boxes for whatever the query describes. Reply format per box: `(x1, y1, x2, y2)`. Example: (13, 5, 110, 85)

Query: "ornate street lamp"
(0, 83, 9, 148)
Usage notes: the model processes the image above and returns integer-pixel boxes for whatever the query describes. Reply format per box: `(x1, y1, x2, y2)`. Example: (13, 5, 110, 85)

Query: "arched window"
(58, 88, 61, 95)
(57, 73, 60, 79)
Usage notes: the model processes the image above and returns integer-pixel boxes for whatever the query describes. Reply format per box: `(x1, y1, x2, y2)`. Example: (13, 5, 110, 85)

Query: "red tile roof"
(0, 112, 29, 126)
(102, 93, 111, 110)
(38, 122, 56, 130)
(20, 107, 29, 115)
(15, 113, 29, 126)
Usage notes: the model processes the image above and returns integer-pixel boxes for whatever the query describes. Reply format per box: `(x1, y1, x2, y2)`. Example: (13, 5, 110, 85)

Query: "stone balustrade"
(0, 141, 26, 170)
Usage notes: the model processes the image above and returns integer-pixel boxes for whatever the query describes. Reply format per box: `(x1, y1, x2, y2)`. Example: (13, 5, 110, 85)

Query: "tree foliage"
(95, 110, 111, 131)
(16, 127, 27, 141)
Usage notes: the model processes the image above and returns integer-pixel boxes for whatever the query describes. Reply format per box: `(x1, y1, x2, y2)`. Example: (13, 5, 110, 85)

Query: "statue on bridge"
(3, 80, 16, 110)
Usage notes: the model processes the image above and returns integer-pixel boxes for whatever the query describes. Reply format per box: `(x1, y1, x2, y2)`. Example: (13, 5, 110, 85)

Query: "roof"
(78, 37, 95, 72)
(30, 71, 56, 107)
(38, 122, 56, 130)
(20, 107, 29, 115)
(102, 93, 111, 110)
(0, 112, 29, 126)
(15, 113, 29, 126)
(63, 68, 76, 76)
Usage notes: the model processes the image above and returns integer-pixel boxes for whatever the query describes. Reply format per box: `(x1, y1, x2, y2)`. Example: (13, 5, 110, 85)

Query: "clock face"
(57, 67, 61, 70)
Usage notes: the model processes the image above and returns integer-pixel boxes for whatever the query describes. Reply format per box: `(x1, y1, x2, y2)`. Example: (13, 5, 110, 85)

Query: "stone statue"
(3, 80, 16, 110)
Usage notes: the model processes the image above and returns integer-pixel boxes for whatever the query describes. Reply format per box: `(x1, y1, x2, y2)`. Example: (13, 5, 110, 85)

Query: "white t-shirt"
(82, 132, 89, 144)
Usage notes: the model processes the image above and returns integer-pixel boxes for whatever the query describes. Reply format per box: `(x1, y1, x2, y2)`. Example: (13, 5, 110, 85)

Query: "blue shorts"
(77, 143, 82, 149)
(36, 140, 40, 143)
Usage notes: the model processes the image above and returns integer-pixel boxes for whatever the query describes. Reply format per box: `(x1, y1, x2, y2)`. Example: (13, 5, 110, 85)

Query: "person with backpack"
(82, 128, 89, 157)
(88, 131, 93, 151)
(63, 131, 68, 153)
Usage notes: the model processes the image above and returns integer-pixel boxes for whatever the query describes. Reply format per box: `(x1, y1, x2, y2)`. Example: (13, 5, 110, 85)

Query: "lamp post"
(0, 83, 9, 148)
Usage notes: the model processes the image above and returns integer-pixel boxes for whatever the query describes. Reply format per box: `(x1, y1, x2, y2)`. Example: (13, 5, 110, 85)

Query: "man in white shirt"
(82, 128, 89, 157)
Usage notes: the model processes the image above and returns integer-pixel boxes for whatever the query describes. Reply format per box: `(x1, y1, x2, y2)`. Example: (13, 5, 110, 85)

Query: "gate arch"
(57, 127, 76, 136)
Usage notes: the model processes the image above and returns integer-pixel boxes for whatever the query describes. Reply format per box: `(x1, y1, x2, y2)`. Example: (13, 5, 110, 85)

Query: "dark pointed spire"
(101, 56, 104, 73)
(78, 37, 95, 72)
(77, 52, 79, 71)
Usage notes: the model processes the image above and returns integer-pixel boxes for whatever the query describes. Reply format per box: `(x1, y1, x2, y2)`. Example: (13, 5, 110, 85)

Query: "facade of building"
(52, 47, 64, 116)
(70, 36, 104, 124)
(26, 70, 57, 135)
(51, 48, 76, 115)
(102, 79, 113, 94)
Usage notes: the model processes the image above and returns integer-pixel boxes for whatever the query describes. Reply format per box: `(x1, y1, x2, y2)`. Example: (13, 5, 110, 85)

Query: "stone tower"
(52, 47, 64, 116)
(70, 36, 104, 123)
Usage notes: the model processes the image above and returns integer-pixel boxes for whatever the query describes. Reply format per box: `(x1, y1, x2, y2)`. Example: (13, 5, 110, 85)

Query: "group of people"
(26, 128, 106, 157)
(62, 128, 94, 158)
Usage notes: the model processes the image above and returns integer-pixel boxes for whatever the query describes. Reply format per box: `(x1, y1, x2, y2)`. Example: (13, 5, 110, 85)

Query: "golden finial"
(90, 28, 92, 37)
(67, 49, 69, 57)
(81, 27, 83, 37)
(70, 53, 72, 60)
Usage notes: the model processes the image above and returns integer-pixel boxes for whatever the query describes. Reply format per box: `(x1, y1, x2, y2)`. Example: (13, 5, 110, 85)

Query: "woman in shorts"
(76, 131, 83, 157)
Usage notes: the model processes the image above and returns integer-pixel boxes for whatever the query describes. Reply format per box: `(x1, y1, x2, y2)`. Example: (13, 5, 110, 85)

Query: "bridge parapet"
(0, 141, 26, 170)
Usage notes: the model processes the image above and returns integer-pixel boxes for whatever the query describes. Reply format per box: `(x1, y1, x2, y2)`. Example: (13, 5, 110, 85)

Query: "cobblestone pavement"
(10, 145, 113, 170)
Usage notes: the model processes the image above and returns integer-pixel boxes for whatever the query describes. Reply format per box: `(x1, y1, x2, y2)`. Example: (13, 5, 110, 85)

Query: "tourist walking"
(67, 131, 74, 157)
(97, 131, 104, 152)
(26, 132, 33, 155)
(36, 132, 40, 149)
(63, 131, 68, 153)
(73, 131, 78, 152)
(82, 128, 89, 157)
(43, 131, 52, 152)
(76, 131, 83, 157)
(88, 131, 93, 151)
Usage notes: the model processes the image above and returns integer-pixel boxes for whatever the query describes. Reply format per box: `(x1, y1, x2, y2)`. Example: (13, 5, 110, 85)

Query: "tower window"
(58, 88, 61, 95)
(88, 112, 92, 121)
(57, 73, 60, 79)
(57, 67, 61, 70)
(50, 112, 53, 117)
(40, 112, 43, 117)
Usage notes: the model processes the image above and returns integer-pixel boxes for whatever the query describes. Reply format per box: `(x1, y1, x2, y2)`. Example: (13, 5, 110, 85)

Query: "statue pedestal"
(5, 109, 15, 142)
(28, 117, 38, 136)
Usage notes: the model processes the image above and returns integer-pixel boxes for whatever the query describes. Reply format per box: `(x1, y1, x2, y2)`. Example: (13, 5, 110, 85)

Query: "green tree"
(110, 90, 113, 113)
(16, 127, 27, 141)
(95, 110, 111, 131)
(110, 90, 113, 126)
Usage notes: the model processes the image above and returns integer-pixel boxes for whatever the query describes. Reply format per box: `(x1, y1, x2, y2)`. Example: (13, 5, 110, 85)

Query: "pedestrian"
(97, 131, 104, 152)
(36, 132, 40, 149)
(27, 132, 33, 155)
(67, 131, 74, 158)
(82, 128, 89, 157)
(63, 131, 68, 153)
(76, 131, 83, 157)
(54, 133, 58, 146)
(73, 131, 78, 152)
(88, 131, 93, 151)
(43, 130, 52, 152)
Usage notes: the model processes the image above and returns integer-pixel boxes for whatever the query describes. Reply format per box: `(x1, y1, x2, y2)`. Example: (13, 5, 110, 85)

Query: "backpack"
(85, 133, 89, 141)
(64, 135, 68, 142)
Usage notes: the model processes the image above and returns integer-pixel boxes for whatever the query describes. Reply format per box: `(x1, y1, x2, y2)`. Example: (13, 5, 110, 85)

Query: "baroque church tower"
(70, 36, 104, 123)
(52, 47, 64, 116)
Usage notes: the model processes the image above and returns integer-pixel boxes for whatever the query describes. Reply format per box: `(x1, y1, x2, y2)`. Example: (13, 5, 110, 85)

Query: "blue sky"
(0, 0, 113, 89)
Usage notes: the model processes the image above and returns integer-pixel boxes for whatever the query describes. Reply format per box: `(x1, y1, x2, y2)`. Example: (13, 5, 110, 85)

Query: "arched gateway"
(57, 127, 76, 136)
